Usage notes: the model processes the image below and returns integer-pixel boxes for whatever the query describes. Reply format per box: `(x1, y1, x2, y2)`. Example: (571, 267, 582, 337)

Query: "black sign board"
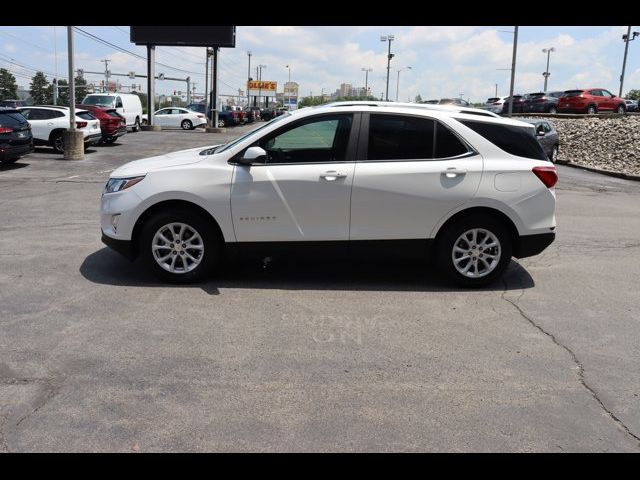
(131, 26, 236, 47)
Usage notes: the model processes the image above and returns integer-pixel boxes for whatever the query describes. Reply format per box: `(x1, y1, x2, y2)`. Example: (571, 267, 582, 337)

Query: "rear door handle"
(321, 171, 347, 181)
(443, 167, 467, 178)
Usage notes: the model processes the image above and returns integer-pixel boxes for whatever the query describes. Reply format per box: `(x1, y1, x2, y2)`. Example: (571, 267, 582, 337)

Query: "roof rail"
(320, 100, 499, 118)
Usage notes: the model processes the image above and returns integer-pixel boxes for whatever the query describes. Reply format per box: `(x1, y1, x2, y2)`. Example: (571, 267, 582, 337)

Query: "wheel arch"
(433, 206, 521, 255)
(131, 199, 226, 256)
(48, 128, 66, 144)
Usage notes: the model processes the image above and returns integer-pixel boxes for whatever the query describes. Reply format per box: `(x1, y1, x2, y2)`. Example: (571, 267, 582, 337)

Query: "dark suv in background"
(0, 108, 33, 164)
(523, 91, 564, 113)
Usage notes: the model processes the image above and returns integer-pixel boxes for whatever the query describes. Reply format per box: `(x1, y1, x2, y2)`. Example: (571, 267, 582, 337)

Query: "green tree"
(626, 89, 640, 100)
(30, 71, 52, 105)
(0, 68, 18, 100)
(74, 75, 88, 104)
(131, 91, 148, 114)
(56, 79, 70, 106)
(414, 94, 423, 103)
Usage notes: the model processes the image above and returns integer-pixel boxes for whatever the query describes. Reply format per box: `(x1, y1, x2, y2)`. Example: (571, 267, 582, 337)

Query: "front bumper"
(0, 140, 34, 159)
(514, 232, 555, 258)
(102, 231, 136, 260)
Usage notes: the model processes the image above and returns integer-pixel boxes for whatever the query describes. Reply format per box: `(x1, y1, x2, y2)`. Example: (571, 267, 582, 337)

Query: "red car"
(75, 104, 127, 144)
(557, 88, 626, 114)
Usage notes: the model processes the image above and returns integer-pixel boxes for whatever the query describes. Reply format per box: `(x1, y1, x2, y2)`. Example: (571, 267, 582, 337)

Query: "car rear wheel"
(133, 117, 141, 132)
(181, 119, 193, 130)
(550, 145, 559, 163)
(218, 119, 225, 128)
(436, 215, 512, 288)
(587, 105, 597, 115)
(548, 106, 557, 114)
(139, 208, 221, 283)
(52, 132, 64, 153)
(103, 136, 117, 144)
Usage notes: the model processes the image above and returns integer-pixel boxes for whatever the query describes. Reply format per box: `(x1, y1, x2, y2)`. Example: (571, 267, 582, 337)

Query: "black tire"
(141, 118, 148, 126)
(616, 104, 625, 114)
(139, 208, 221, 283)
(181, 119, 193, 130)
(548, 105, 557, 114)
(550, 144, 559, 163)
(435, 214, 513, 288)
(133, 117, 141, 132)
(587, 105, 597, 115)
(102, 136, 116, 144)
(52, 132, 64, 153)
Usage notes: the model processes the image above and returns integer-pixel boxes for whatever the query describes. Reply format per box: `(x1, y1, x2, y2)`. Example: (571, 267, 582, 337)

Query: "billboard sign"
(131, 26, 236, 47)
(248, 80, 277, 97)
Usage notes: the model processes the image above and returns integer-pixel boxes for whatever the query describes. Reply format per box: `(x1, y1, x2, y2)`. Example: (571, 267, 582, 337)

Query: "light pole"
(285, 64, 291, 108)
(257, 64, 266, 107)
(542, 47, 555, 91)
(361, 67, 372, 98)
(495, 83, 498, 98)
(396, 66, 411, 102)
(619, 27, 639, 98)
(247, 51, 251, 108)
(380, 35, 395, 101)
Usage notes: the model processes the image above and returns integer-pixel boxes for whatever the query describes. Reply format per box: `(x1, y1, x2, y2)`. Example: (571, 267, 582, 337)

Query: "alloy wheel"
(152, 222, 204, 274)
(451, 228, 501, 278)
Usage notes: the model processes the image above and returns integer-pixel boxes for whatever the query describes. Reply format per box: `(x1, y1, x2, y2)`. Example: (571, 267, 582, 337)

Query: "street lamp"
(396, 66, 411, 102)
(619, 27, 639, 97)
(361, 67, 372, 98)
(542, 47, 555, 91)
(380, 35, 395, 101)
(247, 51, 252, 107)
(285, 64, 291, 108)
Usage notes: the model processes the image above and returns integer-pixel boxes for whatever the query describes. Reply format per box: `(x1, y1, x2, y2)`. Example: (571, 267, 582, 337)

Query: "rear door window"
(459, 120, 547, 160)
(368, 114, 434, 160)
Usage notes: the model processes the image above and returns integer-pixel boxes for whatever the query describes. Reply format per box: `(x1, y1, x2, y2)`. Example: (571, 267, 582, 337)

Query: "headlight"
(104, 176, 145, 194)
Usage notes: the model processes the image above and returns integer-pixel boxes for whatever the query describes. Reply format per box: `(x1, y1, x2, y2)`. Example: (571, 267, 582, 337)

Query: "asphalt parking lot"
(1, 125, 639, 452)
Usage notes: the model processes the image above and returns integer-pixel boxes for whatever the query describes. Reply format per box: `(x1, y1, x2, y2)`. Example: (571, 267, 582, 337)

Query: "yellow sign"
(248, 81, 277, 92)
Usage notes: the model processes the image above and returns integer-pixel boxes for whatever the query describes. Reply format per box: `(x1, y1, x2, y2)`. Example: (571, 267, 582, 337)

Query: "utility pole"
(146, 46, 155, 127)
(396, 66, 411, 102)
(380, 35, 395, 101)
(204, 48, 210, 121)
(64, 26, 83, 160)
(285, 64, 291, 108)
(508, 26, 518, 116)
(247, 51, 252, 108)
(495, 83, 498, 98)
(362, 68, 372, 99)
(542, 47, 555, 91)
(100, 59, 111, 93)
(619, 26, 639, 98)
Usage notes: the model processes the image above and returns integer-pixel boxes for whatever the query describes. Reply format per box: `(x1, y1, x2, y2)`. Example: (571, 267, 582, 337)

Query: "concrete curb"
(555, 160, 640, 182)
(141, 125, 161, 132)
(205, 127, 227, 133)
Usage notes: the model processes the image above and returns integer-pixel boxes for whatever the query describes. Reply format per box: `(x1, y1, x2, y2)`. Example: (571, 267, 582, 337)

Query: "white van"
(81, 93, 143, 131)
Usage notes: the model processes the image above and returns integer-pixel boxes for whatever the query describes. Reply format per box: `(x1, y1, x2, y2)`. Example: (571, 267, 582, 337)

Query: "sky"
(1, 26, 639, 103)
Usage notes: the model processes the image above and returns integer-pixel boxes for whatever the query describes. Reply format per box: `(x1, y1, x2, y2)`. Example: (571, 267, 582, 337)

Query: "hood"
(111, 145, 222, 177)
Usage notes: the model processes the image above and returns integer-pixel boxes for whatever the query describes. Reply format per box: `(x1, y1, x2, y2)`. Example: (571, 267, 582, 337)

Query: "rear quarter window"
(459, 120, 547, 161)
(77, 111, 96, 120)
(0, 112, 28, 127)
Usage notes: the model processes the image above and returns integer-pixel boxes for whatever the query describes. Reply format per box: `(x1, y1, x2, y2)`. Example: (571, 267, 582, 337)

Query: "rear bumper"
(102, 231, 136, 261)
(514, 232, 555, 258)
(103, 126, 127, 139)
(84, 133, 103, 145)
(0, 141, 34, 159)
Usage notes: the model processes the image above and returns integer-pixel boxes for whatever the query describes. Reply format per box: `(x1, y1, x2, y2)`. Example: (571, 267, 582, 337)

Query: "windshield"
(214, 112, 291, 154)
(82, 96, 115, 107)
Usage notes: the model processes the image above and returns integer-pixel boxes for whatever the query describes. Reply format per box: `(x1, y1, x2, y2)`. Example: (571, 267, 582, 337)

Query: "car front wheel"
(616, 104, 625, 114)
(587, 105, 597, 115)
(52, 132, 64, 153)
(436, 215, 512, 288)
(139, 209, 221, 283)
(548, 106, 557, 114)
(550, 145, 559, 163)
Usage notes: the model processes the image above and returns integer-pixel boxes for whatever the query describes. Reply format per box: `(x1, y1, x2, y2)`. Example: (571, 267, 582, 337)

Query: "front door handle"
(443, 167, 467, 178)
(321, 171, 347, 181)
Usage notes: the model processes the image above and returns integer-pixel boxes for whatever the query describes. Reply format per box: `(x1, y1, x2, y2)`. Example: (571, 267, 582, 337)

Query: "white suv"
(18, 106, 102, 153)
(101, 102, 557, 287)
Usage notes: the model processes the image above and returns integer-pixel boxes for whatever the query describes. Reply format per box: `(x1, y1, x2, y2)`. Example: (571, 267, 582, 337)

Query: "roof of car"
(321, 100, 500, 118)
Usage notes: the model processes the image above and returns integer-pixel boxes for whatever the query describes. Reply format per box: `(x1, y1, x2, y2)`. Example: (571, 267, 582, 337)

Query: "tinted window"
(76, 111, 95, 120)
(115, 97, 123, 108)
(564, 90, 584, 97)
(601, 90, 613, 98)
(435, 122, 469, 158)
(368, 114, 434, 160)
(0, 112, 28, 128)
(23, 109, 53, 120)
(49, 110, 65, 119)
(260, 114, 352, 164)
(460, 120, 547, 161)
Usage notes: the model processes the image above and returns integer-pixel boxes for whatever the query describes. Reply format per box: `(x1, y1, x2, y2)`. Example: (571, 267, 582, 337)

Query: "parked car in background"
(623, 99, 638, 112)
(439, 98, 470, 107)
(152, 107, 207, 130)
(520, 119, 559, 162)
(81, 93, 143, 131)
(218, 107, 242, 127)
(17, 106, 101, 153)
(0, 108, 33, 164)
(185, 103, 209, 119)
(0, 99, 29, 108)
(557, 88, 626, 114)
(481, 95, 526, 114)
(77, 104, 127, 144)
(260, 108, 277, 121)
(421, 99, 440, 104)
(523, 91, 564, 114)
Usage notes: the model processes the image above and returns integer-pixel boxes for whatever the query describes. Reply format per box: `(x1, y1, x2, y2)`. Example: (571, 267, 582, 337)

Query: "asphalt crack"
(501, 279, 640, 448)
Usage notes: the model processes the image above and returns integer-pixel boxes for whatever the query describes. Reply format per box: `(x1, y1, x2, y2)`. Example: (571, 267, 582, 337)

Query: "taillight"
(76, 121, 87, 128)
(532, 166, 558, 188)
(0, 127, 13, 133)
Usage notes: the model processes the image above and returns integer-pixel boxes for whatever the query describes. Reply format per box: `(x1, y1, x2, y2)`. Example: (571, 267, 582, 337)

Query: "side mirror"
(536, 127, 545, 136)
(236, 146, 267, 166)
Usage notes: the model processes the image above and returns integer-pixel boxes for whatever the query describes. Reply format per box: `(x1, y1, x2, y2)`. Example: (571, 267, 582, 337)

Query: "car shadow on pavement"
(0, 162, 29, 171)
(80, 247, 534, 295)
